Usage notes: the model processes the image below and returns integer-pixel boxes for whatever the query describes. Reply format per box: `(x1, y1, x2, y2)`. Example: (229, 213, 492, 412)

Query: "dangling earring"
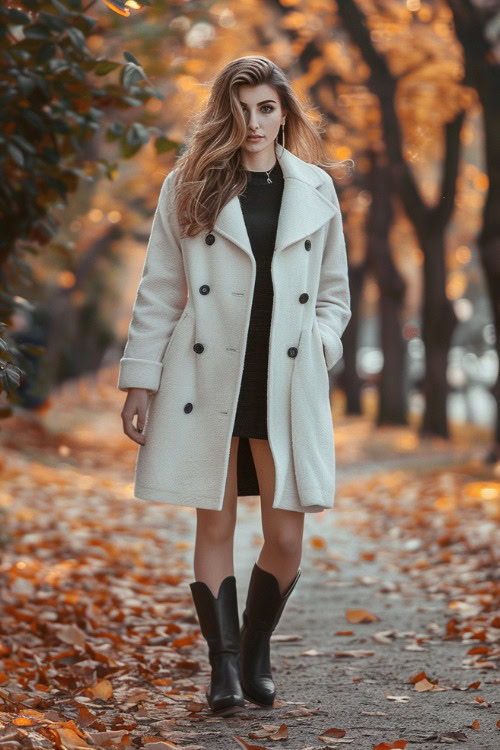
(276, 123, 286, 152)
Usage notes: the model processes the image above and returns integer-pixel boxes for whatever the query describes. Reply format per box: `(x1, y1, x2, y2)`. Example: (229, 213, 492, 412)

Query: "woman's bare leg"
(193, 436, 239, 597)
(249, 438, 305, 594)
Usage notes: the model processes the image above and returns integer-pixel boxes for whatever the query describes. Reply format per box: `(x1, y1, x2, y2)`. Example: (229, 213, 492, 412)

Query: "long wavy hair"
(171, 55, 353, 239)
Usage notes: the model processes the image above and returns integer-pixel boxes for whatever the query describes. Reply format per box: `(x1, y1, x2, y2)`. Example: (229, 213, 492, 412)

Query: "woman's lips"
(247, 135, 263, 141)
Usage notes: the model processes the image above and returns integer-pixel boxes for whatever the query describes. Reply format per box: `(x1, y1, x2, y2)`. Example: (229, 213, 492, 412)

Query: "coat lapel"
(213, 147, 338, 259)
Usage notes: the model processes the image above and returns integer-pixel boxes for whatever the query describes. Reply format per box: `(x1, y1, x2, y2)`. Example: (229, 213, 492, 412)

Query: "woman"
(119, 56, 352, 717)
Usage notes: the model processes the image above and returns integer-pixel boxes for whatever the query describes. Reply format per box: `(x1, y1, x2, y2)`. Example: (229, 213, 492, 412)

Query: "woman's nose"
(248, 111, 260, 128)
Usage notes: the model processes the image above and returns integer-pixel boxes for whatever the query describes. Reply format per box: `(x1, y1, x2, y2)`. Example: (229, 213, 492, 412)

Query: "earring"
(275, 123, 286, 151)
(281, 122, 286, 150)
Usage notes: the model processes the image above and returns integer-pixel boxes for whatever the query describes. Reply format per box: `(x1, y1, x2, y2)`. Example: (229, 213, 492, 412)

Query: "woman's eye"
(242, 105, 274, 114)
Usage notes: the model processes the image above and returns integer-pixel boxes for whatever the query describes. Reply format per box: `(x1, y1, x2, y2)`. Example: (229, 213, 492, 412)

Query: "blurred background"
(0, 3, 499, 744)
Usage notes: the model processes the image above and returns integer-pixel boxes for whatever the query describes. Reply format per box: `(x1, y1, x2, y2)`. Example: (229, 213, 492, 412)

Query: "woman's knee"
(195, 506, 237, 544)
(262, 522, 303, 557)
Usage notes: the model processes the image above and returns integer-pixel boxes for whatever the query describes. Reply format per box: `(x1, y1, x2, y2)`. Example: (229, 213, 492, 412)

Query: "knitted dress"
(231, 159, 285, 440)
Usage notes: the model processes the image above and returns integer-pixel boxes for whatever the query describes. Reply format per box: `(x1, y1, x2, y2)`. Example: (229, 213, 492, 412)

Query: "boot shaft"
(190, 575, 241, 652)
(244, 564, 301, 632)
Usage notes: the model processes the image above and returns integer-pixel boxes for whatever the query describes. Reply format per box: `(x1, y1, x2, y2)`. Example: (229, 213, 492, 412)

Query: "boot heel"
(190, 575, 246, 716)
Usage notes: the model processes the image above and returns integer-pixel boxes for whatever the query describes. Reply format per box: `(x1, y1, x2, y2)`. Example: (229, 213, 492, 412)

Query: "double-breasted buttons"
(193, 343, 204, 354)
(199, 284, 210, 295)
(299, 293, 309, 304)
(205, 233, 215, 245)
(184, 403, 193, 413)
(287, 347, 298, 358)
(304, 239, 311, 250)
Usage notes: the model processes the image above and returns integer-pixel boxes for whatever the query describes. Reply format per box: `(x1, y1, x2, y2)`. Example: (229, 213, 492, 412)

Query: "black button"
(287, 347, 298, 358)
(184, 402, 193, 413)
(193, 343, 204, 354)
(304, 239, 311, 250)
(299, 293, 309, 304)
(205, 233, 215, 245)
(199, 284, 210, 295)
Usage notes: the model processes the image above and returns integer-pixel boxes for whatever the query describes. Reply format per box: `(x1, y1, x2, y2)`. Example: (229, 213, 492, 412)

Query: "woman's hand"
(121, 388, 149, 445)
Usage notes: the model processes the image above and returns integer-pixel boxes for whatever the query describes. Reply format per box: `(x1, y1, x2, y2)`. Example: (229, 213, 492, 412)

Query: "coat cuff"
(317, 321, 343, 371)
(117, 357, 163, 393)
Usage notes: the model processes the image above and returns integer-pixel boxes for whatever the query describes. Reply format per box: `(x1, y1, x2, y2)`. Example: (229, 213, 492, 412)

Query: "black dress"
(232, 160, 285, 440)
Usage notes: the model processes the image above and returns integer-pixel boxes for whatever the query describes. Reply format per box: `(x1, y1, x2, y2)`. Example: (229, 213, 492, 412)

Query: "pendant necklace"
(265, 162, 277, 184)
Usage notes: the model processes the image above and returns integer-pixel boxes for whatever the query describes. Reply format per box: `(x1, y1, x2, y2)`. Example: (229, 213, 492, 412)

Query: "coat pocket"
(290, 322, 335, 508)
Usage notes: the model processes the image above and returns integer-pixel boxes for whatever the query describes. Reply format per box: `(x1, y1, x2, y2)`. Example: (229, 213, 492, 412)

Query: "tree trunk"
(419, 232, 457, 437)
(366, 153, 407, 425)
(337, 261, 365, 414)
(336, 0, 465, 438)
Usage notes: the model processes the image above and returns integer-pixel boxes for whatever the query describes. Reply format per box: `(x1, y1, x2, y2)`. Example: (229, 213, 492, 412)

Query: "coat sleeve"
(315, 174, 352, 371)
(117, 170, 188, 393)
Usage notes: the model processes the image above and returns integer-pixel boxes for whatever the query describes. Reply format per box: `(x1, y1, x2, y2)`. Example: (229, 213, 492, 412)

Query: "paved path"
(177, 449, 500, 750)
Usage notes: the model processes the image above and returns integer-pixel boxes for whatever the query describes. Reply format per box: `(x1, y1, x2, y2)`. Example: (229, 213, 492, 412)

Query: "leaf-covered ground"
(0, 373, 499, 749)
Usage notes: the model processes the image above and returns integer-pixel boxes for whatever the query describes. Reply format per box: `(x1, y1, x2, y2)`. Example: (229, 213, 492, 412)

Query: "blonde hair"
(172, 55, 352, 238)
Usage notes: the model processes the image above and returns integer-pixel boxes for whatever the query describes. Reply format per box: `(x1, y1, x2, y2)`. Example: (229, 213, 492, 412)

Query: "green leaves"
(0, 0, 194, 411)
(121, 122, 150, 157)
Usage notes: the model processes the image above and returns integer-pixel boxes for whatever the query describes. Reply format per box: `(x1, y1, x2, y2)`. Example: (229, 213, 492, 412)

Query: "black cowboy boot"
(240, 563, 302, 707)
(189, 575, 246, 716)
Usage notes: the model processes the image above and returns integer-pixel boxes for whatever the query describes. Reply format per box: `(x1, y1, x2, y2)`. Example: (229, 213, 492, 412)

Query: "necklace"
(265, 161, 277, 184)
(245, 160, 279, 185)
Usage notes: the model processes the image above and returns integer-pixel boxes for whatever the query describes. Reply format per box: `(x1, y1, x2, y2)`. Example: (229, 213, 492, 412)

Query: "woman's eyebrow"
(239, 99, 277, 106)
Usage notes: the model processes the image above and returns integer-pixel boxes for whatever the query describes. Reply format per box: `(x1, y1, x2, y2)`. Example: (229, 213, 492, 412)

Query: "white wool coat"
(118, 146, 351, 513)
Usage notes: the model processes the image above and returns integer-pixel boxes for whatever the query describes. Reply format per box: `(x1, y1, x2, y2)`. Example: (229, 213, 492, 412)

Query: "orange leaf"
(232, 736, 270, 750)
(409, 671, 429, 684)
(372, 741, 408, 750)
(171, 634, 197, 647)
(320, 727, 346, 738)
(55, 727, 93, 749)
(467, 646, 490, 655)
(414, 678, 439, 692)
(346, 609, 380, 623)
(310, 536, 326, 548)
(56, 624, 87, 648)
(89, 679, 113, 700)
(78, 706, 99, 727)
(270, 724, 288, 740)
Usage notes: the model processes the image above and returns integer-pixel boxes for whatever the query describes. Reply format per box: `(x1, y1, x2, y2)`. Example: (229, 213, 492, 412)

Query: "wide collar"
(213, 146, 338, 258)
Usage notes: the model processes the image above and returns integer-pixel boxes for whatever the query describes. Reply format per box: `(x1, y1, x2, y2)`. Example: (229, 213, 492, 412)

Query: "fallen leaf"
(319, 728, 346, 738)
(55, 624, 87, 648)
(300, 649, 325, 656)
(346, 609, 380, 623)
(89, 679, 113, 700)
(334, 650, 375, 658)
(233, 737, 270, 750)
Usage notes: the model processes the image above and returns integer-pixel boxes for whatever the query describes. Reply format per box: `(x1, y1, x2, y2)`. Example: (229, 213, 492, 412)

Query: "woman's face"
(238, 83, 286, 158)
